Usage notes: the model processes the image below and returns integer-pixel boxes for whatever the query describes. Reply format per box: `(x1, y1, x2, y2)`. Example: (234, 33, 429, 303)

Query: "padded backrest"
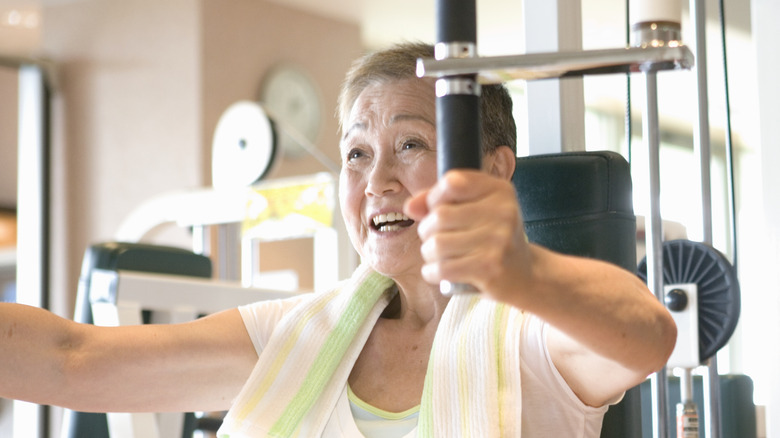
(513, 150, 637, 272)
(512, 150, 640, 438)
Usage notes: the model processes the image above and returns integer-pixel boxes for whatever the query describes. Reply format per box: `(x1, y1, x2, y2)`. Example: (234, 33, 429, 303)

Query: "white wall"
(749, 1, 780, 435)
(43, 0, 203, 322)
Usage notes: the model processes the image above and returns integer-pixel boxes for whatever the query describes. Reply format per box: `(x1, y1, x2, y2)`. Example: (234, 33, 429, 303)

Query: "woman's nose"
(365, 161, 400, 197)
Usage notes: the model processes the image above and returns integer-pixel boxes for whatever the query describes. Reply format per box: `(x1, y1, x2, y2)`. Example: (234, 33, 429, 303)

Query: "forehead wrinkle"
(342, 95, 381, 142)
(342, 81, 435, 143)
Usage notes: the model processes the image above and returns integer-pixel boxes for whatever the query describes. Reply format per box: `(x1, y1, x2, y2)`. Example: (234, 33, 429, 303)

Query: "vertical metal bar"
(14, 64, 47, 438)
(523, 0, 585, 154)
(192, 224, 206, 255)
(217, 223, 241, 282)
(689, 0, 721, 434)
(14, 64, 49, 438)
(240, 235, 256, 288)
(678, 368, 700, 438)
(434, 0, 481, 175)
(680, 368, 694, 405)
(644, 70, 669, 438)
(15, 66, 47, 323)
(704, 356, 722, 438)
(690, 0, 713, 245)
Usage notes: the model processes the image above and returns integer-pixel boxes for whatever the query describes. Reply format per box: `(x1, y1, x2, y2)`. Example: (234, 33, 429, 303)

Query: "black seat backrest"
(513, 150, 636, 271)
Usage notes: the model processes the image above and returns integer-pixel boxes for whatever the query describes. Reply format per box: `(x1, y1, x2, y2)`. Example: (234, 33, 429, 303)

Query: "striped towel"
(218, 264, 524, 437)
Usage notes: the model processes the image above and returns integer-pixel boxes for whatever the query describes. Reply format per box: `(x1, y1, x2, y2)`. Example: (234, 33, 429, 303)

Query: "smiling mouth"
(372, 212, 415, 232)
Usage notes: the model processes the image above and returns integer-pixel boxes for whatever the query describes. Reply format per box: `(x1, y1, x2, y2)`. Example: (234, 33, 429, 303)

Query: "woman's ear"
(483, 145, 517, 181)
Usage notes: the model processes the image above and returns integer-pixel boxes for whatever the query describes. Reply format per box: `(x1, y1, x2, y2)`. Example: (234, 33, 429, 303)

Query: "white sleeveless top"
(320, 385, 417, 438)
(238, 297, 610, 437)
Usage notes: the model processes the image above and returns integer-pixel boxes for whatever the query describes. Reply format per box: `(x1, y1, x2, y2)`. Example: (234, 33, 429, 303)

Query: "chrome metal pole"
(690, 0, 713, 245)
(689, 0, 721, 433)
(15, 61, 50, 438)
(644, 70, 669, 438)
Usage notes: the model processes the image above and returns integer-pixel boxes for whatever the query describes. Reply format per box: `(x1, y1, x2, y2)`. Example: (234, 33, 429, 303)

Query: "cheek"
(405, 156, 438, 193)
(339, 177, 369, 259)
(339, 173, 364, 229)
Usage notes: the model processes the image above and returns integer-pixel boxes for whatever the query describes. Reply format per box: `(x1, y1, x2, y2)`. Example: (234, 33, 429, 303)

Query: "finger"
(419, 225, 484, 264)
(420, 217, 515, 263)
(421, 249, 502, 287)
(417, 189, 520, 241)
(420, 217, 529, 288)
(425, 169, 497, 210)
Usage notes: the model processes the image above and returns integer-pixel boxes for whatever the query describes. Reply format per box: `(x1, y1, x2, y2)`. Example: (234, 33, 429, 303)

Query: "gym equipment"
(638, 240, 740, 365)
(63, 97, 344, 438)
(63, 242, 298, 438)
(433, 0, 482, 296)
(418, 0, 753, 435)
(419, 0, 694, 436)
(640, 375, 756, 438)
(638, 240, 742, 437)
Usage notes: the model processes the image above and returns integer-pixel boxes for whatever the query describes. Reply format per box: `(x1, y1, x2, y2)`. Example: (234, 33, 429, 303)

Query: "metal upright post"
(14, 63, 50, 438)
(643, 70, 669, 438)
(689, 0, 721, 433)
(522, 0, 585, 154)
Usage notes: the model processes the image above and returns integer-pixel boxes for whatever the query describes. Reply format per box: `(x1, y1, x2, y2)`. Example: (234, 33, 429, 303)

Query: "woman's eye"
(346, 148, 364, 161)
(402, 140, 425, 151)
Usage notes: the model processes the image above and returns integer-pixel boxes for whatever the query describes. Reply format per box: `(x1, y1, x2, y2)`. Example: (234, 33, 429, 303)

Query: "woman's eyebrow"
(390, 113, 435, 127)
(342, 113, 434, 142)
(342, 122, 366, 141)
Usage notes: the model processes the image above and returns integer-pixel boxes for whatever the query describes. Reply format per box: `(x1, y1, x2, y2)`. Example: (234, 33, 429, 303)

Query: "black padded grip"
(436, 93, 482, 176)
(435, 0, 480, 176)
(436, 0, 477, 44)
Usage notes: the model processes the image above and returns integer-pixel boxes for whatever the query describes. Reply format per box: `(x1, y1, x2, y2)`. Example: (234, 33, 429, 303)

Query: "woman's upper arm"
(518, 250, 675, 408)
(546, 324, 641, 408)
(62, 307, 258, 413)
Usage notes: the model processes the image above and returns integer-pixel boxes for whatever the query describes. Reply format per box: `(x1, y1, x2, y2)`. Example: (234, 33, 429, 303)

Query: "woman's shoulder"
(235, 292, 314, 354)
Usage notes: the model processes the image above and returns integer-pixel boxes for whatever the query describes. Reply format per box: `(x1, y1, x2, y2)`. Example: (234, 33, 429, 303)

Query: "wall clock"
(259, 65, 322, 159)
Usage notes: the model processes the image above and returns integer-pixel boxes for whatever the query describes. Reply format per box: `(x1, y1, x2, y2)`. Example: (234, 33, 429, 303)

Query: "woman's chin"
(365, 257, 421, 280)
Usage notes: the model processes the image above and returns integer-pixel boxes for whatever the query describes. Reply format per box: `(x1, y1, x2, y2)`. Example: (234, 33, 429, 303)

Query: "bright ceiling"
(8, 0, 756, 148)
(266, 0, 751, 53)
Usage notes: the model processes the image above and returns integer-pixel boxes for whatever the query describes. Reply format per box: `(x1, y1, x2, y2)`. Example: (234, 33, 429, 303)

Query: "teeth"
(372, 212, 411, 227)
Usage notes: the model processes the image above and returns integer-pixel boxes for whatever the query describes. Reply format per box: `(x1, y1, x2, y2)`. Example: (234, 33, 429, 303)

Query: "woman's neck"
(381, 278, 450, 329)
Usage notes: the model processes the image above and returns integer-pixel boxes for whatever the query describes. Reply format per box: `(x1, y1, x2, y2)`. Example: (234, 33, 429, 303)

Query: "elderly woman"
(0, 42, 675, 437)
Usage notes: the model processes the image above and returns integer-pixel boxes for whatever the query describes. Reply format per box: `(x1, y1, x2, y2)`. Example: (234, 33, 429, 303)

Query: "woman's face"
(339, 78, 437, 279)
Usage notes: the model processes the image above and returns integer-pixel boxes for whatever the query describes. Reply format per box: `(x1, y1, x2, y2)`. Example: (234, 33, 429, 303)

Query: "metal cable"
(625, 0, 633, 169)
(718, 0, 739, 270)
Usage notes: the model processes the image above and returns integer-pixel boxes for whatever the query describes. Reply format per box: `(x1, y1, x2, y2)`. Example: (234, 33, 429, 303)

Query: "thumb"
(404, 189, 430, 221)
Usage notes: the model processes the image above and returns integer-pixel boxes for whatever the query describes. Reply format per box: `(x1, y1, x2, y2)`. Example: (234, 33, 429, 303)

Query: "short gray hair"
(337, 42, 517, 155)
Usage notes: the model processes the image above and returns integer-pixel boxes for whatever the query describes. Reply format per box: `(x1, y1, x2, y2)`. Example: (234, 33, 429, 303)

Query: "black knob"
(665, 288, 689, 312)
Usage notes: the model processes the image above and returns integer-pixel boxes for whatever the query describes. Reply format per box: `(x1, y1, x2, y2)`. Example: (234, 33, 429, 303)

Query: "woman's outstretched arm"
(406, 158, 676, 408)
(0, 303, 257, 413)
